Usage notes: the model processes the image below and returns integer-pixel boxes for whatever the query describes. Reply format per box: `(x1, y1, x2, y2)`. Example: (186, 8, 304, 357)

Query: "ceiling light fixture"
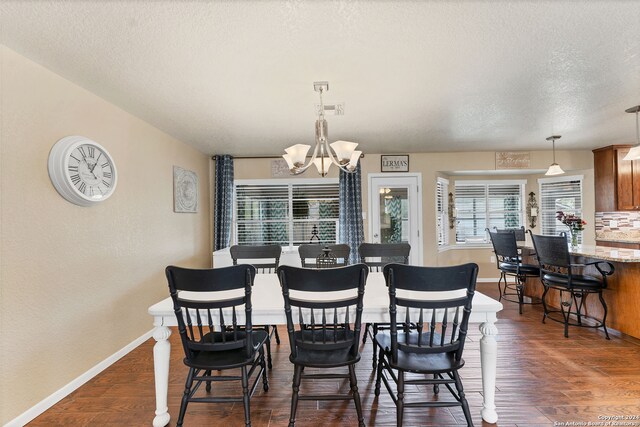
(623, 105, 640, 161)
(282, 81, 361, 177)
(545, 135, 565, 176)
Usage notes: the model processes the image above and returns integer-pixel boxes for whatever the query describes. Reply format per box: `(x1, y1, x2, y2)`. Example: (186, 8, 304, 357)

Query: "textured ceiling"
(1, 1, 639, 156)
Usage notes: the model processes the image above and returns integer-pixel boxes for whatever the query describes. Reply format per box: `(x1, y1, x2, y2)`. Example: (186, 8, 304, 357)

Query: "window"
(436, 177, 449, 246)
(234, 179, 339, 247)
(454, 180, 525, 244)
(538, 175, 583, 241)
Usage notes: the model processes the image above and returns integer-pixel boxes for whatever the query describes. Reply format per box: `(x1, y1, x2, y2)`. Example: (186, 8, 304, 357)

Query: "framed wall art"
(173, 166, 199, 213)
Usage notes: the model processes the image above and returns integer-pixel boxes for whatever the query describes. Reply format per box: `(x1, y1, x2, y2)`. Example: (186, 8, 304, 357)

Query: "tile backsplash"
(595, 211, 640, 242)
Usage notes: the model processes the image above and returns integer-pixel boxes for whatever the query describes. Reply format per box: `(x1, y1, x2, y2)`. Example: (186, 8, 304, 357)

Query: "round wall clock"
(48, 135, 118, 206)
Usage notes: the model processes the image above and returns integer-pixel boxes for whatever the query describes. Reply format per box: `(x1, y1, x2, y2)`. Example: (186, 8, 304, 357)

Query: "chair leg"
(240, 365, 251, 426)
(573, 291, 584, 325)
(260, 350, 269, 392)
(177, 367, 195, 427)
(348, 364, 365, 427)
(516, 276, 524, 315)
(433, 373, 440, 395)
(497, 272, 505, 301)
(205, 369, 212, 392)
(374, 347, 384, 396)
(598, 291, 611, 340)
(265, 331, 273, 370)
(397, 370, 405, 427)
(272, 324, 281, 345)
(289, 364, 303, 427)
(559, 289, 573, 338)
(363, 323, 370, 343)
(371, 323, 378, 368)
(541, 284, 550, 324)
(453, 370, 473, 427)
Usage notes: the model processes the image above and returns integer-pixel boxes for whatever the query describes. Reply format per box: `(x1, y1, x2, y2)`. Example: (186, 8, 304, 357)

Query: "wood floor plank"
(26, 282, 640, 426)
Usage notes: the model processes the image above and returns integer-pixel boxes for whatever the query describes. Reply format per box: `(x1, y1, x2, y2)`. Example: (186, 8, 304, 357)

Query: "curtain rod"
(211, 154, 366, 160)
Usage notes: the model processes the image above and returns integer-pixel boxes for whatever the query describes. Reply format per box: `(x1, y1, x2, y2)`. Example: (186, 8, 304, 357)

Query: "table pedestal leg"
(152, 323, 172, 427)
(479, 321, 499, 424)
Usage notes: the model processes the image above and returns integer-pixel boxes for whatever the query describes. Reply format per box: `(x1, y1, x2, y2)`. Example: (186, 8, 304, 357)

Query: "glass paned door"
(368, 174, 422, 265)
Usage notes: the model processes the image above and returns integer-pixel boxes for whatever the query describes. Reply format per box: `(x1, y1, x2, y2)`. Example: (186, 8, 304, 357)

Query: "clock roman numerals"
(102, 179, 111, 188)
(68, 165, 78, 173)
(78, 182, 86, 194)
(78, 146, 87, 158)
(87, 146, 95, 157)
(103, 171, 112, 179)
(70, 174, 81, 185)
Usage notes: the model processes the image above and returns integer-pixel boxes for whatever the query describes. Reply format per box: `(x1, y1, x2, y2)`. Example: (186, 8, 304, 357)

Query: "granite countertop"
(595, 237, 640, 244)
(568, 245, 640, 263)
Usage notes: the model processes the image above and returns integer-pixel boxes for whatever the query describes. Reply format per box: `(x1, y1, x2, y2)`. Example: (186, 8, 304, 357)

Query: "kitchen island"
(522, 244, 640, 339)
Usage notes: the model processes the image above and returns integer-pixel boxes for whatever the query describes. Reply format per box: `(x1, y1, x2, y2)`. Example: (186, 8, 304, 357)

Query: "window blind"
(436, 178, 449, 246)
(234, 180, 339, 247)
(539, 177, 583, 241)
(455, 181, 524, 244)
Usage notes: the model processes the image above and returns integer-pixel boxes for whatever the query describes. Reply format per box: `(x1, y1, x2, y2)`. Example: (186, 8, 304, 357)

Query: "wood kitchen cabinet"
(593, 145, 640, 211)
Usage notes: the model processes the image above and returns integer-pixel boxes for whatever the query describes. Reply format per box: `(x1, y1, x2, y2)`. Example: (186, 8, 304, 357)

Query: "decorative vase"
(570, 231, 579, 247)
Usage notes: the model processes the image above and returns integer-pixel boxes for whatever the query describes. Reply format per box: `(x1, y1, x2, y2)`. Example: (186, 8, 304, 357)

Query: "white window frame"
(454, 179, 526, 246)
(436, 177, 449, 247)
(233, 178, 339, 248)
(538, 175, 584, 242)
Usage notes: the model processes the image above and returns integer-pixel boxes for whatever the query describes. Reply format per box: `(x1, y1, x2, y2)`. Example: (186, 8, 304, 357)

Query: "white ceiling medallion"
(48, 135, 118, 206)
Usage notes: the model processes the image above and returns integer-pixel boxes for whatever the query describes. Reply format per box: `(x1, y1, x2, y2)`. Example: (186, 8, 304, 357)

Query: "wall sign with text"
(381, 155, 409, 172)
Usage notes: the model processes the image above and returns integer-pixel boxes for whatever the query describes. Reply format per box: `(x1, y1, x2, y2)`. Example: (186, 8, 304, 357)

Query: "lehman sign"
(381, 155, 409, 172)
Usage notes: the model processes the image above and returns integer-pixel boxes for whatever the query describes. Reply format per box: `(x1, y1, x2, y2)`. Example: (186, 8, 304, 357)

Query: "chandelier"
(282, 81, 361, 177)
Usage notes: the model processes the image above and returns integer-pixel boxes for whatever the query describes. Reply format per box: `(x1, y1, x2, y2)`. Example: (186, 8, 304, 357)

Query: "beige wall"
(233, 150, 594, 279)
(0, 46, 211, 423)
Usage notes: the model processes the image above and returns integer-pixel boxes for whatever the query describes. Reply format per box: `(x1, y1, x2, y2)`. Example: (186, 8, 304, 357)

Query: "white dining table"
(148, 272, 503, 426)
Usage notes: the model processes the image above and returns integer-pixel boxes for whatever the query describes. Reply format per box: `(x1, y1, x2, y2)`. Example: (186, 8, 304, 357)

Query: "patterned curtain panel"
(214, 155, 234, 250)
(339, 164, 365, 264)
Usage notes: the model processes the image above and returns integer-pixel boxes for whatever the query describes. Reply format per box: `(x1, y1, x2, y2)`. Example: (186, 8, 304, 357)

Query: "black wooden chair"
(298, 243, 350, 267)
(277, 264, 368, 427)
(487, 228, 540, 314)
(165, 264, 269, 427)
(374, 263, 479, 427)
(230, 244, 282, 368)
(359, 242, 411, 367)
(530, 233, 614, 339)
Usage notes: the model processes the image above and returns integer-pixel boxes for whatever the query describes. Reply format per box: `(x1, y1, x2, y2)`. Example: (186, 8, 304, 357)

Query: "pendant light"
(623, 105, 640, 161)
(545, 135, 565, 176)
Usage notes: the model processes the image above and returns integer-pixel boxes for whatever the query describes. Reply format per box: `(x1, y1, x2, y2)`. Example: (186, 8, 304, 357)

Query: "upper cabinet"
(593, 145, 640, 211)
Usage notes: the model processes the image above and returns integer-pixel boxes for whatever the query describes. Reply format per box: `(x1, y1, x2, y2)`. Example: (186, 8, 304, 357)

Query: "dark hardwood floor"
(28, 282, 640, 426)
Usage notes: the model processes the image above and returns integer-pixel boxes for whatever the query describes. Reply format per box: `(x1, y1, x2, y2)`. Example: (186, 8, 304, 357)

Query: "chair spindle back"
(166, 264, 257, 359)
(383, 263, 478, 363)
(230, 244, 282, 273)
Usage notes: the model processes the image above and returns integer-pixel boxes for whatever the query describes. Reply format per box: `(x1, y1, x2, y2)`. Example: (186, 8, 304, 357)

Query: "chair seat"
(185, 330, 268, 370)
(375, 332, 464, 373)
(543, 273, 605, 290)
(289, 328, 360, 367)
(499, 262, 540, 275)
(290, 346, 360, 367)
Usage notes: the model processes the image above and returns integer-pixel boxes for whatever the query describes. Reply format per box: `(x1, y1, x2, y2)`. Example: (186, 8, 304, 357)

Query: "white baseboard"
(4, 329, 154, 427)
(476, 277, 501, 283)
